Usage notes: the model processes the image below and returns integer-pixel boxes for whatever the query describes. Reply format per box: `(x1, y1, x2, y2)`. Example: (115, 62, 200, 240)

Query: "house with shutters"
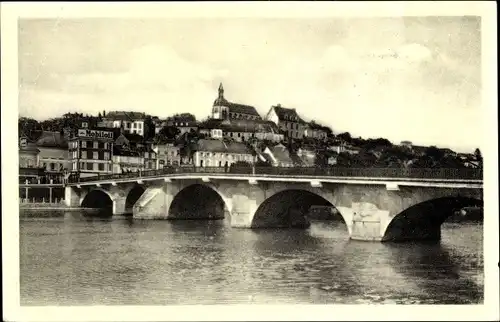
(265, 104, 307, 140)
(192, 139, 255, 168)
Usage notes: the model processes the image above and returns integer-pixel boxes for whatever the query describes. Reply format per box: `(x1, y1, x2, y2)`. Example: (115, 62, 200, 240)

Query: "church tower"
(212, 83, 229, 119)
(218, 82, 224, 98)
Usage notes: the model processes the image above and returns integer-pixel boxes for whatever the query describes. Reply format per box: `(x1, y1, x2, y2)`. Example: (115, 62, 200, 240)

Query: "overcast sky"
(18, 17, 482, 152)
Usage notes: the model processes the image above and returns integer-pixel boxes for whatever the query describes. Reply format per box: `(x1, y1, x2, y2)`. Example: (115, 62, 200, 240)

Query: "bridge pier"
(229, 185, 265, 228)
(133, 184, 178, 219)
(64, 186, 80, 207)
(337, 203, 390, 241)
(112, 196, 127, 215)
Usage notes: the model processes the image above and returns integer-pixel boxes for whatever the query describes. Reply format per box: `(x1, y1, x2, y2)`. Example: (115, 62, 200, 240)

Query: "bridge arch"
(125, 185, 146, 214)
(382, 195, 483, 242)
(80, 188, 113, 214)
(250, 188, 349, 233)
(168, 183, 232, 220)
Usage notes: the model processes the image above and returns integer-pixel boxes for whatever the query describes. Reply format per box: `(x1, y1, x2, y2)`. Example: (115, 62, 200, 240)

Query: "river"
(19, 210, 483, 305)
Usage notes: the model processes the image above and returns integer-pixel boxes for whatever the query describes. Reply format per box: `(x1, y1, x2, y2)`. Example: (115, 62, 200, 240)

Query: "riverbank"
(19, 203, 81, 211)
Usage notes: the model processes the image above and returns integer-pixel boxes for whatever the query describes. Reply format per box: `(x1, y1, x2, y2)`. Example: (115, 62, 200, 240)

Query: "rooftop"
(272, 104, 305, 123)
(103, 111, 146, 122)
(196, 139, 253, 154)
(266, 144, 294, 164)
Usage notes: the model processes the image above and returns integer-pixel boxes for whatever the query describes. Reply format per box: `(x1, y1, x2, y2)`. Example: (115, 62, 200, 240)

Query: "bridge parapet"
(67, 167, 483, 185)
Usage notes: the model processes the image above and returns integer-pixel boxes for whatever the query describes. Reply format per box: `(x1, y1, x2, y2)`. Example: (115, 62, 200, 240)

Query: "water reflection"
(19, 212, 483, 305)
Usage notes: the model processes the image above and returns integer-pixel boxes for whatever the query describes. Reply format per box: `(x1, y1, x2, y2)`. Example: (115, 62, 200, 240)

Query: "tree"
(232, 161, 252, 167)
(169, 113, 197, 122)
(336, 152, 354, 167)
(337, 132, 352, 143)
(375, 146, 413, 167)
(351, 150, 377, 167)
(229, 161, 253, 174)
(143, 116, 156, 141)
(19, 117, 43, 141)
(255, 158, 272, 167)
(424, 146, 445, 161)
(158, 125, 180, 141)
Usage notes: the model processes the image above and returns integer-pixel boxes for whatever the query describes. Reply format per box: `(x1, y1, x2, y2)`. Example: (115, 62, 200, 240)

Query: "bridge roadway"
(67, 166, 483, 187)
(64, 167, 483, 242)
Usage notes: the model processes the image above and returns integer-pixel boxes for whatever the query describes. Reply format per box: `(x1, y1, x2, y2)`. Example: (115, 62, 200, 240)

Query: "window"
(104, 142, 108, 149)
(138, 123, 142, 129)
(87, 163, 93, 170)
(80, 162, 84, 169)
(81, 141, 87, 148)
(93, 151, 98, 159)
(104, 152, 110, 160)
(98, 163, 104, 171)
(93, 141, 98, 149)
(145, 152, 149, 159)
(151, 152, 156, 159)
(50, 163, 55, 171)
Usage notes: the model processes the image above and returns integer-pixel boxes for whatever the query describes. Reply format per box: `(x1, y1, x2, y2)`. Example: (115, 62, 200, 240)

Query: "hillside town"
(19, 83, 483, 184)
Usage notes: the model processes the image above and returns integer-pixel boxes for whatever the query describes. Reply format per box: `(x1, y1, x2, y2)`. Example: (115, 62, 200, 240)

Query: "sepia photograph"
(2, 2, 498, 321)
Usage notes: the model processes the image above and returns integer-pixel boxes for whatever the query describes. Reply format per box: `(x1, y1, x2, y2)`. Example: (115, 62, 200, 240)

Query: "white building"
(101, 111, 146, 136)
(193, 139, 255, 167)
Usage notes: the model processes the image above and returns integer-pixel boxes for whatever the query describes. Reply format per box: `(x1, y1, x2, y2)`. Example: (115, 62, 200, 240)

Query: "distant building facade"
(265, 104, 307, 139)
(166, 120, 199, 136)
(100, 111, 146, 136)
(19, 136, 43, 183)
(112, 147, 143, 174)
(193, 139, 255, 167)
(68, 128, 114, 177)
(154, 142, 181, 168)
(304, 124, 328, 140)
(36, 131, 69, 174)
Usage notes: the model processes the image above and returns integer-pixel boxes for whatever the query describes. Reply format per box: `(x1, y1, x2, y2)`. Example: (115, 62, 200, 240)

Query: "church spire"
(218, 82, 224, 99)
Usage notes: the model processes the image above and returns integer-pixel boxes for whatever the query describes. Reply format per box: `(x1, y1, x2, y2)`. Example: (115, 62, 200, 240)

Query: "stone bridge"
(64, 167, 483, 242)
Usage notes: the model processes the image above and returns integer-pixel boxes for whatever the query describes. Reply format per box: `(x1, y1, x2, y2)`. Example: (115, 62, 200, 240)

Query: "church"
(212, 83, 262, 121)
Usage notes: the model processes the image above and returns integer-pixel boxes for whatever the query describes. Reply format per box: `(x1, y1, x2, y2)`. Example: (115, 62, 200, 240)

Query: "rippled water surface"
(20, 211, 483, 305)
